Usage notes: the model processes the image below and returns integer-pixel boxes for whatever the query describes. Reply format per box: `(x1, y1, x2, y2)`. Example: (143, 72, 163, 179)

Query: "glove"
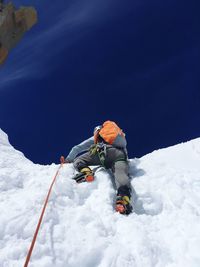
(60, 156, 72, 164)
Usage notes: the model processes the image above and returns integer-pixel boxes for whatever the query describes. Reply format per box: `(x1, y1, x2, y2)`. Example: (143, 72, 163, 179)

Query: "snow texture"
(1, 128, 200, 267)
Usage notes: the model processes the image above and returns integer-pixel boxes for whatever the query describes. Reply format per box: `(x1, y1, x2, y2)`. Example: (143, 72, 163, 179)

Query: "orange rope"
(24, 163, 63, 267)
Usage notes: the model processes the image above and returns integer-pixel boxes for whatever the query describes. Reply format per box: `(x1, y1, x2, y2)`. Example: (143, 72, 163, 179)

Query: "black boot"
(73, 167, 94, 183)
(116, 185, 133, 215)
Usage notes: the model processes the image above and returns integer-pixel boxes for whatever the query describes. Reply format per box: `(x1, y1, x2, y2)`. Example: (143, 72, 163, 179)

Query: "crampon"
(115, 195, 133, 215)
(72, 172, 94, 183)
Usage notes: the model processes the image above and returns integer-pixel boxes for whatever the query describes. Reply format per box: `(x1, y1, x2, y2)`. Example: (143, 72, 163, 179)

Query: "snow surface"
(1, 128, 200, 267)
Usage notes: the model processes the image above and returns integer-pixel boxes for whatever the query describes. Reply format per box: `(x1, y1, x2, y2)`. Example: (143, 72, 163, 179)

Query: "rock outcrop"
(0, 2, 37, 65)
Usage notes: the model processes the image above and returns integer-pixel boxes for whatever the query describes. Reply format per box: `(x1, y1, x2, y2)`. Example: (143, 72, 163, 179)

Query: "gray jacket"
(66, 134, 127, 162)
(66, 137, 94, 162)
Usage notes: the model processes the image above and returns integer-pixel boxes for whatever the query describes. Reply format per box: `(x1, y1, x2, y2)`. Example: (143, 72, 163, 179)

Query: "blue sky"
(0, 0, 200, 163)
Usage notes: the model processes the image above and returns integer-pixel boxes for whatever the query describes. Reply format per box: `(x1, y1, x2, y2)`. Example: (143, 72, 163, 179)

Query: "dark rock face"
(0, 2, 37, 65)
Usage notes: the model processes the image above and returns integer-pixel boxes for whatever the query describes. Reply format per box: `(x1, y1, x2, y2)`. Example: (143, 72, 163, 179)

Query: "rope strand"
(24, 163, 63, 267)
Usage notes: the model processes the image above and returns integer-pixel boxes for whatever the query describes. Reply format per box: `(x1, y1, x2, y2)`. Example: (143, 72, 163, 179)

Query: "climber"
(62, 120, 133, 215)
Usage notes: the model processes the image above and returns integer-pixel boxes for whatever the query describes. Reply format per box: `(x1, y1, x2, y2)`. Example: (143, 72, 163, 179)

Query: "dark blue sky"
(0, 0, 200, 164)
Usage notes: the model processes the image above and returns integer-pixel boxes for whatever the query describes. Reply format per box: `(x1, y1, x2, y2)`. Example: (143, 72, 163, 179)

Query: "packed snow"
(1, 128, 200, 267)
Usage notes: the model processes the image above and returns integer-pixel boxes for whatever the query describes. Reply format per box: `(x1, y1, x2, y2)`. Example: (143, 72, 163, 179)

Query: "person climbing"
(62, 120, 133, 215)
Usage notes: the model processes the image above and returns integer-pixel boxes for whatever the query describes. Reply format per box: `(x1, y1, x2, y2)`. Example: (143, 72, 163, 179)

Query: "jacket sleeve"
(66, 137, 94, 162)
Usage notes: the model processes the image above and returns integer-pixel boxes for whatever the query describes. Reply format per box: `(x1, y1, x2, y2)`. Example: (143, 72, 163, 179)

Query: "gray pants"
(73, 147, 131, 195)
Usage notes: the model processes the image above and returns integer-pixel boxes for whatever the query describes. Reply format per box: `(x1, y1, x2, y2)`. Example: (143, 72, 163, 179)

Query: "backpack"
(97, 120, 127, 148)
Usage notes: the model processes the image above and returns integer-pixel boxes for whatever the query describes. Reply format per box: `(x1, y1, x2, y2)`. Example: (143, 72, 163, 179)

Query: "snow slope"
(1, 128, 200, 267)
